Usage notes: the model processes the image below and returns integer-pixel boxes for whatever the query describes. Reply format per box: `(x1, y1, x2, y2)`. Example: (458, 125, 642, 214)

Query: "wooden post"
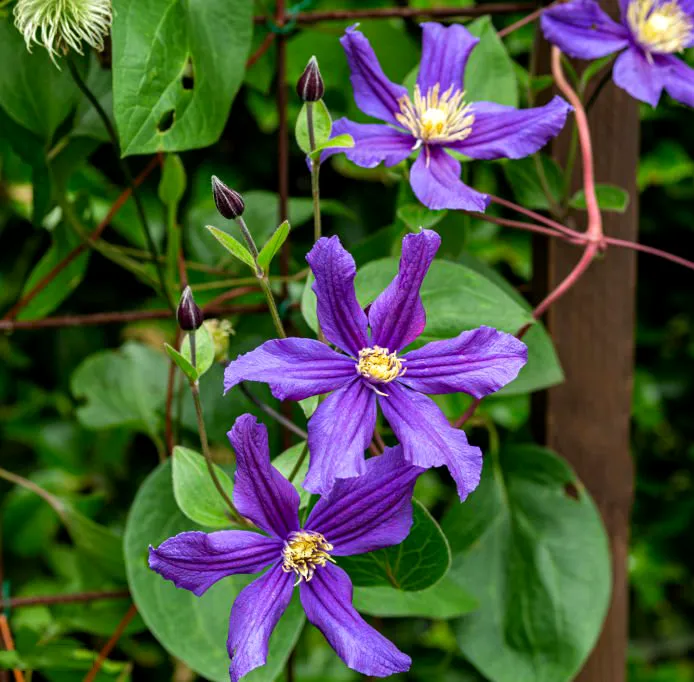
(534, 18, 639, 682)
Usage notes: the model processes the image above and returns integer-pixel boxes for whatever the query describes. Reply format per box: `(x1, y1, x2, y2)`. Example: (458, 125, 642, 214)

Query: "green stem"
(288, 442, 309, 483)
(66, 57, 173, 310)
(235, 217, 261, 262)
(187, 333, 246, 526)
(259, 277, 287, 338)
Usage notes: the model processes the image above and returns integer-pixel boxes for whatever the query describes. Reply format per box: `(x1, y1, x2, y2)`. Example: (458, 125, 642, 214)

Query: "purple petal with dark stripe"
(223, 338, 355, 400)
(540, 0, 629, 59)
(306, 236, 369, 356)
(227, 563, 294, 682)
(660, 53, 694, 107)
(613, 46, 664, 106)
(340, 25, 409, 125)
(304, 378, 377, 496)
(409, 146, 490, 211)
(417, 22, 479, 94)
(451, 96, 572, 160)
(148, 531, 280, 597)
(368, 229, 440, 353)
(228, 415, 300, 538)
(299, 564, 411, 677)
(306, 446, 422, 556)
(400, 326, 528, 398)
(379, 383, 482, 500)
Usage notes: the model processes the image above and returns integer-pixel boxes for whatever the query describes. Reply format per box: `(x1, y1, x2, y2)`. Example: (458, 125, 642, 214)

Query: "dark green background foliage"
(0, 0, 690, 680)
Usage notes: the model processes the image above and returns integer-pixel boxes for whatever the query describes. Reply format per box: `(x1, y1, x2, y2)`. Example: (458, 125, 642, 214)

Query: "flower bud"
(177, 286, 204, 331)
(211, 175, 245, 219)
(297, 56, 324, 102)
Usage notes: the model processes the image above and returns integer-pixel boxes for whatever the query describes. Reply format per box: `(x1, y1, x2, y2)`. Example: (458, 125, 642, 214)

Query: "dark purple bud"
(177, 286, 204, 331)
(211, 175, 245, 219)
(297, 56, 324, 102)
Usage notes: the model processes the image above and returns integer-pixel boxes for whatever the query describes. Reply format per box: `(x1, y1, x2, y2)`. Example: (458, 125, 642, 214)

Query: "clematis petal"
(227, 563, 294, 682)
(323, 118, 415, 168)
(148, 531, 280, 597)
(613, 46, 664, 106)
(417, 22, 479, 94)
(340, 25, 409, 125)
(400, 326, 528, 397)
(379, 383, 482, 500)
(300, 564, 411, 677)
(368, 229, 440, 353)
(540, 0, 630, 59)
(409, 146, 490, 211)
(451, 96, 572, 160)
(304, 378, 377, 496)
(223, 338, 356, 400)
(306, 446, 422, 556)
(306, 236, 369, 356)
(228, 415, 300, 538)
(660, 53, 694, 107)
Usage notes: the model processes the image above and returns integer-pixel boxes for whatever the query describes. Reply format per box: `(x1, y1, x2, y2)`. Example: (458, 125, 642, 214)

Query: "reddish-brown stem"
(254, 4, 538, 24)
(2, 590, 130, 609)
(247, 32, 276, 68)
(464, 210, 580, 242)
(498, 5, 546, 37)
(0, 303, 267, 331)
(488, 194, 583, 239)
(604, 237, 694, 271)
(3, 155, 162, 322)
(0, 615, 25, 682)
(83, 603, 138, 682)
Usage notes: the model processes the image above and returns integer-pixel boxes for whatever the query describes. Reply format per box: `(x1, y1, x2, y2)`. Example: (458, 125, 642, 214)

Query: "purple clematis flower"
(541, 0, 694, 107)
(323, 22, 572, 211)
(224, 229, 528, 500)
(149, 414, 419, 682)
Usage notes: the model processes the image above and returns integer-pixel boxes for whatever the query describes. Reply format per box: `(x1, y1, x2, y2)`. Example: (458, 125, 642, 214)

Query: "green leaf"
(569, 184, 630, 213)
(206, 225, 257, 270)
(397, 204, 448, 231)
(71, 342, 168, 436)
(257, 220, 290, 273)
(125, 460, 305, 682)
(158, 154, 187, 209)
(338, 500, 451, 591)
(0, 21, 80, 140)
(442, 445, 611, 682)
(311, 133, 355, 158)
(111, 0, 253, 155)
(503, 155, 564, 211)
(638, 139, 694, 189)
(172, 446, 237, 529)
(272, 441, 310, 510)
(181, 324, 215, 378)
(295, 100, 332, 155)
(16, 219, 90, 321)
(465, 17, 519, 107)
(353, 575, 477, 619)
(164, 343, 198, 382)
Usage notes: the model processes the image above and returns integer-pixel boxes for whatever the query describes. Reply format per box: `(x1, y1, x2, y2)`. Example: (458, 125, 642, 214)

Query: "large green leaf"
(353, 575, 477, 619)
(111, 0, 253, 155)
(0, 20, 80, 141)
(465, 17, 519, 107)
(503, 155, 564, 211)
(16, 220, 90, 321)
(124, 460, 305, 682)
(442, 445, 611, 682)
(338, 500, 450, 592)
(71, 342, 168, 436)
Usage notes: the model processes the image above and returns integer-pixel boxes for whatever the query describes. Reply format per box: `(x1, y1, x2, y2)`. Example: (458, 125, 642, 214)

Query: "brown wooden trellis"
(0, 3, 638, 681)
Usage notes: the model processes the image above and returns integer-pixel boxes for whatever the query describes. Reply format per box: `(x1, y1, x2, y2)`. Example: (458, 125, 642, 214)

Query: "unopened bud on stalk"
(297, 56, 324, 102)
(211, 175, 245, 219)
(177, 286, 204, 331)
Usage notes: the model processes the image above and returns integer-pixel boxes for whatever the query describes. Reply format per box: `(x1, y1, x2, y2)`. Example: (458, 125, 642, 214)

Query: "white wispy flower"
(14, 0, 112, 65)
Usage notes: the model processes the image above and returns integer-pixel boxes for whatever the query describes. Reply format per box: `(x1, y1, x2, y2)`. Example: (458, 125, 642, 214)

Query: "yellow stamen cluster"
(356, 346, 404, 384)
(282, 531, 335, 584)
(628, 0, 692, 54)
(395, 84, 475, 146)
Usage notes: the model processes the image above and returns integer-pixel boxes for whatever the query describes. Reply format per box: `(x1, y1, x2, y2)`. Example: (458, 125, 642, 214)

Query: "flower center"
(281, 531, 335, 584)
(356, 346, 404, 384)
(628, 0, 692, 53)
(395, 84, 475, 145)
